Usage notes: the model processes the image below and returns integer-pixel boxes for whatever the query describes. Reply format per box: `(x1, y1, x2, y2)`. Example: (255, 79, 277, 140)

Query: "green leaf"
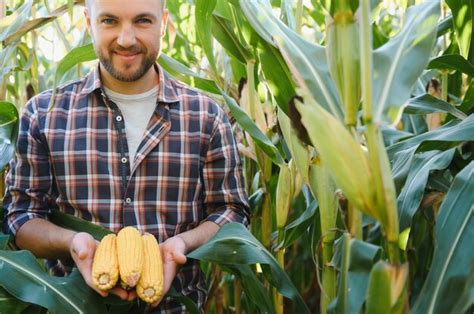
(405, 94, 467, 120)
(278, 200, 318, 249)
(0, 234, 10, 250)
(187, 223, 310, 314)
(450, 263, 474, 314)
(221, 92, 284, 165)
(158, 54, 220, 95)
(49, 44, 97, 108)
(412, 162, 474, 314)
(196, 0, 218, 75)
(387, 114, 474, 159)
(0, 101, 19, 171)
(329, 234, 381, 314)
(49, 210, 113, 241)
(372, 1, 440, 123)
(445, 0, 473, 64)
(240, 0, 344, 120)
(0, 2, 80, 46)
(397, 149, 455, 230)
(428, 54, 474, 77)
(0, 250, 108, 313)
(259, 42, 297, 115)
(0, 287, 30, 314)
(212, 15, 250, 64)
(225, 264, 274, 313)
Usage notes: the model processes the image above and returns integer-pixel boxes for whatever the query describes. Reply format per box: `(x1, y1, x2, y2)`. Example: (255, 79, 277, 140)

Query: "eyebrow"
(96, 13, 157, 20)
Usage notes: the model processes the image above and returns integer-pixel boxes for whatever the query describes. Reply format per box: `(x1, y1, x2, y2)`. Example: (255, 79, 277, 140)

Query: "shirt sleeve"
(2, 97, 53, 237)
(202, 106, 250, 227)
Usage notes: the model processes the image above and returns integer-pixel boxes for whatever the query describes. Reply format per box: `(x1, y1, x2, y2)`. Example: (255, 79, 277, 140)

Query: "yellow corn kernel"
(136, 233, 164, 303)
(116, 226, 143, 289)
(92, 234, 119, 291)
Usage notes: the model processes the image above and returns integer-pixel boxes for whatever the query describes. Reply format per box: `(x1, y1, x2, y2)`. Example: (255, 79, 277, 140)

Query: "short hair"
(85, 0, 166, 11)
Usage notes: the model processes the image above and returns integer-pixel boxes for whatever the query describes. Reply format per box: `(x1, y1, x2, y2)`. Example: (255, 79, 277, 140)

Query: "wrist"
(174, 234, 188, 254)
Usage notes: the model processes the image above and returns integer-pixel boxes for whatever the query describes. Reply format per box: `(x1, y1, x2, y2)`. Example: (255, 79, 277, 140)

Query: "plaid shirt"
(3, 64, 250, 312)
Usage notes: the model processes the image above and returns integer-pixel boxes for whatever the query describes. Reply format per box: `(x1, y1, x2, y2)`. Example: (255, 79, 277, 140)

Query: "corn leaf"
(159, 54, 220, 95)
(221, 92, 285, 165)
(212, 15, 252, 64)
(428, 54, 474, 77)
(0, 102, 19, 172)
(405, 94, 467, 120)
(49, 210, 112, 241)
(329, 233, 381, 314)
(445, 0, 473, 64)
(187, 222, 310, 314)
(412, 162, 474, 314)
(387, 114, 474, 159)
(0, 1, 83, 46)
(240, 0, 343, 120)
(372, 1, 440, 124)
(0, 251, 108, 314)
(224, 264, 274, 313)
(397, 149, 455, 230)
(0, 287, 30, 314)
(49, 44, 97, 108)
(450, 263, 474, 314)
(196, 0, 218, 75)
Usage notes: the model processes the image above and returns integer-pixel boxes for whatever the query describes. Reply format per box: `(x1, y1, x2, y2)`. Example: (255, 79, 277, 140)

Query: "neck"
(100, 65, 158, 95)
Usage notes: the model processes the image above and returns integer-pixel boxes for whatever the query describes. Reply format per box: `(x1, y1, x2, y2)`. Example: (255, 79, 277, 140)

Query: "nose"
(117, 24, 136, 48)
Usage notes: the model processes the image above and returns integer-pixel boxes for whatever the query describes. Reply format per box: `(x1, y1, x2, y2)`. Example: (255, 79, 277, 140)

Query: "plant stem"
(234, 278, 242, 314)
(347, 202, 363, 239)
(274, 249, 284, 314)
(321, 242, 336, 314)
(295, 0, 304, 34)
(360, 0, 399, 264)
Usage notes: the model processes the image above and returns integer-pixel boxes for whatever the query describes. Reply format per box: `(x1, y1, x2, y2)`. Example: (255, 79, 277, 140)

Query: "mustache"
(110, 45, 145, 54)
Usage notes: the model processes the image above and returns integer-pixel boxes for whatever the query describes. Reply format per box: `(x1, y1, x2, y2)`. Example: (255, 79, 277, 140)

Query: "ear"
(160, 9, 169, 37)
(84, 7, 92, 35)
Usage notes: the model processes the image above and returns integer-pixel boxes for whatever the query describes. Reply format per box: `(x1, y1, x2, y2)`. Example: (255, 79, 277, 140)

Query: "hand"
(151, 236, 187, 307)
(69, 232, 136, 301)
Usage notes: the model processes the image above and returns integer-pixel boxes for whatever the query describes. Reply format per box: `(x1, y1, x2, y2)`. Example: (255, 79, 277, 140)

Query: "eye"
(101, 18, 116, 25)
(136, 18, 153, 24)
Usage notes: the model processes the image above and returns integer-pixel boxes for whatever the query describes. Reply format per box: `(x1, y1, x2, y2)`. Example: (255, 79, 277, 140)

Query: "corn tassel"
(117, 226, 143, 289)
(136, 233, 164, 303)
(92, 234, 119, 291)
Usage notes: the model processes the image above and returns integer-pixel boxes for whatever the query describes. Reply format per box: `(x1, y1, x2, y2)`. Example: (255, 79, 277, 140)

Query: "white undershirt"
(103, 86, 158, 169)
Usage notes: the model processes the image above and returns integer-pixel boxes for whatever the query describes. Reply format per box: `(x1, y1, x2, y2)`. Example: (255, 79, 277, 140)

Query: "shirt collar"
(83, 63, 180, 104)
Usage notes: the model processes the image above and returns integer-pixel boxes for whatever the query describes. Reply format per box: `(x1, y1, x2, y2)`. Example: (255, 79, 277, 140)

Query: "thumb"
(172, 251, 187, 265)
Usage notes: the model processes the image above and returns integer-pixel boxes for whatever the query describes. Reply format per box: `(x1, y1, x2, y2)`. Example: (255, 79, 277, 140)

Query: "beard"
(97, 44, 157, 82)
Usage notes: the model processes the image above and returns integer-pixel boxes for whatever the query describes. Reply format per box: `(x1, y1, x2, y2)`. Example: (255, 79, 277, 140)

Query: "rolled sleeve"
(3, 97, 53, 237)
(202, 108, 250, 227)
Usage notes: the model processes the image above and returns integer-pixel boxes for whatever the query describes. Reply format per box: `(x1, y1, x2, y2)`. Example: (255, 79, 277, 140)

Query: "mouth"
(113, 51, 141, 61)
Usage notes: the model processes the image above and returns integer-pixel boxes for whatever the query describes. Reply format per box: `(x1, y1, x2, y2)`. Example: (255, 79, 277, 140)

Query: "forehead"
(88, 0, 163, 17)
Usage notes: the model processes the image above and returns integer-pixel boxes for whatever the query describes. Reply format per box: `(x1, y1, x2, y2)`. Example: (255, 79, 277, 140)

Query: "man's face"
(85, 0, 168, 82)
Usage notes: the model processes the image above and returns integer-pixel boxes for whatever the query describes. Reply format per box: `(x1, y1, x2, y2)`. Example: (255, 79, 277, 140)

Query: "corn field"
(0, 0, 473, 313)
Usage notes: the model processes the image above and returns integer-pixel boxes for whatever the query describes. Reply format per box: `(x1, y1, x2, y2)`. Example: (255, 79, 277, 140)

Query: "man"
(2, 0, 250, 312)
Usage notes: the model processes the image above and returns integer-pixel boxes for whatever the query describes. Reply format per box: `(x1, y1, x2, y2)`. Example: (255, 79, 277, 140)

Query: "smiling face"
(85, 0, 168, 84)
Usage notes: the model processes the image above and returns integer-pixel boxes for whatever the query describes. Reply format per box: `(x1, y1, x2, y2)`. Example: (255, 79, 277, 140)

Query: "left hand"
(151, 235, 187, 307)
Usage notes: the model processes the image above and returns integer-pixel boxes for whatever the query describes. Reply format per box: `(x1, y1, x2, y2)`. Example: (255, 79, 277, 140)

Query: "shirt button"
(121, 157, 128, 163)
(125, 197, 132, 204)
(116, 115, 123, 122)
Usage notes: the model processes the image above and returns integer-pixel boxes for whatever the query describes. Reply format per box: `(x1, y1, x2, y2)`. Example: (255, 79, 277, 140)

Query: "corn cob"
(136, 233, 164, 303)
(116, 226, 143, 289)
(92, 234, 119, 291)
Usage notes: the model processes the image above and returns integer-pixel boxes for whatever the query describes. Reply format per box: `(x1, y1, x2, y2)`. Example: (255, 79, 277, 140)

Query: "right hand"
(69, 232, 136, 301)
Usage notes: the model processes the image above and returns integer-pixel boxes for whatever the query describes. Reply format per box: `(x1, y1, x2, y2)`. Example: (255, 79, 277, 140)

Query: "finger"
(109, 287, 129, 300)
(127, 290, 137, 302)
(172, 251, 187, 265)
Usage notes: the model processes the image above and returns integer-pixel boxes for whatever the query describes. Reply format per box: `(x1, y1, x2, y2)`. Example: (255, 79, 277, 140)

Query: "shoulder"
(26, 76, 92, 114)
